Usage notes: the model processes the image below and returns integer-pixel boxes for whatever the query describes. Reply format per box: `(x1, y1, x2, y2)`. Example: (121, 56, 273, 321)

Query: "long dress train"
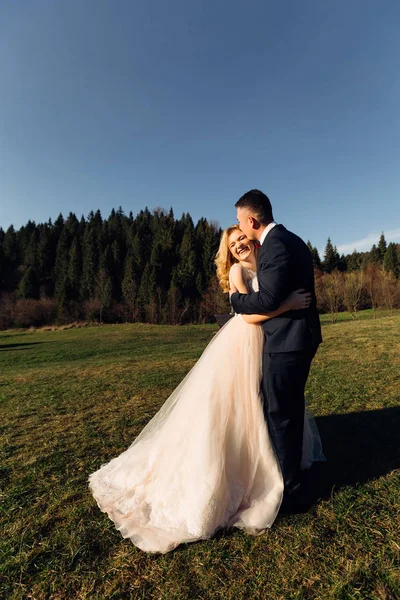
(88, 270, 324, 554)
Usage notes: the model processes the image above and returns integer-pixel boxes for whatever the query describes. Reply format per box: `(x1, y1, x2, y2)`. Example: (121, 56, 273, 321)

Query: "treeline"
(307, 234, 400, 278)
(308, 234, 400, 322)
(0, 208, 229, 329)
(315, 266, 399, 323)
(0, 209, 399, 329)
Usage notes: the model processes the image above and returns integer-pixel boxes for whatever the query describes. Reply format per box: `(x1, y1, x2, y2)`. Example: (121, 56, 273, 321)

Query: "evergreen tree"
(99, 244, 114, 275)
(81, 227, 97, 299)
(2, 225, 20, 290)
(337, 252, 347, 272)
(17, 266, 40, 299)
(196, 219, 219, 289)
(88, 210, 103, 263)
(48, 214, 65, 274)
(346, 251, 362, 272)
(98, 244, 115, 299)
(378, 233, 387, 261)
(3, 225, 19, 268)
(383, 242, 399, 278)
(96, 269, 113, 322)
(138, 263, 157, 322)
(54, 228, 70, 309)
(17, 220, 36, 265)
(307, 241, 322, 270)
(111, 239, 123, 300)
(0, 237, 5, 285)
(130, 233, 142, 273)
(88, 209, 103, 233)
(25, 228, 39, 270)
(64, 212, 80, 241)
(149, 241, 164, 285)
(37, 224, 51, 274)
(68, 236, 82, 299)
(166, 268, 183, 325)
(79, 215, 86, 235)
(369, 244, 381, 265)
(122, 253, 138, 321)
(36, 223, 53, 296)
(134, 208, 152, 266)
(53, 213, 64, 237)
(154, 209, 176, 288)
(108, 206, 127, 247)
(323, 238, 340, 273)
(176, 221, 197, 298)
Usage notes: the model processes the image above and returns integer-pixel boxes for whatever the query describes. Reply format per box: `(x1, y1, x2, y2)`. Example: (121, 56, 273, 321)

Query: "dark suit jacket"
(230, 224, 322, 353)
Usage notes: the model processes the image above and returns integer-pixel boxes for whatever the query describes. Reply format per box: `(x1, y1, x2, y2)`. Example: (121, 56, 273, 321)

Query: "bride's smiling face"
(228, 229, 254, 262)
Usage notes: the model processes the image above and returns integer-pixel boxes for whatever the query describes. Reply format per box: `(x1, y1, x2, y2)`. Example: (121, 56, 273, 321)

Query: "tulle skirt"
(89, 315, 324, 554)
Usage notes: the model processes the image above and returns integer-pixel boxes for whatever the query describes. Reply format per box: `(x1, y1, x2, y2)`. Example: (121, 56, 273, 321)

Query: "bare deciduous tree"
(343, 271, 364, 319)
(199, 276, 230, 323)
(380, 269, 399, 314)
(363, 265, 383, 319)
(315, 270, 344, 323)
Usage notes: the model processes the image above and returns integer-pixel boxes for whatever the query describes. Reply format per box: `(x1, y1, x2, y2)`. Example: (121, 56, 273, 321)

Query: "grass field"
(1, 312, 399, 599)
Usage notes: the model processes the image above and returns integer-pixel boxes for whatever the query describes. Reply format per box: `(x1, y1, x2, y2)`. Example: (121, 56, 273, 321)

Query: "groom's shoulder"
(269, 225, 307, 247)
(263, 225, 309, 257)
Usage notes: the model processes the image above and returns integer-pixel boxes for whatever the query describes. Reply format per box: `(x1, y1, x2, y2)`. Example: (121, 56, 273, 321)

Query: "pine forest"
(0, 208, 399, 329)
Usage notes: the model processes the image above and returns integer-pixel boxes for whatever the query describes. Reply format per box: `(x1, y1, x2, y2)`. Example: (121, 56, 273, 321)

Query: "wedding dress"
(89, 268, 324, 554)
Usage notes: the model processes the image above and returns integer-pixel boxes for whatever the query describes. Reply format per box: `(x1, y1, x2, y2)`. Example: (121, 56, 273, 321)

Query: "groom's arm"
(231, 238, 291, 314)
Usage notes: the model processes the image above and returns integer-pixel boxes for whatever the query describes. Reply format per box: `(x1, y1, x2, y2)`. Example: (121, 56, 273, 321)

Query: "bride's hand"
(286, 289, 312, 310)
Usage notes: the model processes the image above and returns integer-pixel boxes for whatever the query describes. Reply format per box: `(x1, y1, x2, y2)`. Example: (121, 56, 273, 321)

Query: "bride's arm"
(229, 264, 251, 294)
(229, 266, 311, 325)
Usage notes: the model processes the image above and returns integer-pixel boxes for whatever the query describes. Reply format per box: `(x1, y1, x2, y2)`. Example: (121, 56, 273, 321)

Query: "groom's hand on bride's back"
(286, 289, 312, 311)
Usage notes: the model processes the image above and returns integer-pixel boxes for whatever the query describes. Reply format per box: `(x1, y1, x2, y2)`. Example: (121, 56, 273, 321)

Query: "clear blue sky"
(1, 0, 399, 256)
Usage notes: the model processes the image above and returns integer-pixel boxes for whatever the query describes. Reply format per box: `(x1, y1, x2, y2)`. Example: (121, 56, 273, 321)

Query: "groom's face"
(236, 208, 256, 241)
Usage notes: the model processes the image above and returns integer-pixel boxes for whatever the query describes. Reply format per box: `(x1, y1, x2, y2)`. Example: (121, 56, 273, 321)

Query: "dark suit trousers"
(261, 349, 315, 498)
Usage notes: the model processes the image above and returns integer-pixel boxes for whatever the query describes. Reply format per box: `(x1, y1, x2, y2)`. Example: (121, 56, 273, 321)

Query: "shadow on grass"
(0, 342, 47, 351)
(312, 406, 400, 499)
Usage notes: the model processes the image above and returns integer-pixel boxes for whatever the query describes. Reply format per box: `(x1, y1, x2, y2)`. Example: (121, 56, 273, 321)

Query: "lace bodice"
(229, 264, 258, 293)
(245, 268, 258, 293)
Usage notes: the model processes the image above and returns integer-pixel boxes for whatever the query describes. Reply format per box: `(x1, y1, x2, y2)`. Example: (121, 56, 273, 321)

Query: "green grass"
(1, 313, 399, 599)
(319, 308, 396, 324)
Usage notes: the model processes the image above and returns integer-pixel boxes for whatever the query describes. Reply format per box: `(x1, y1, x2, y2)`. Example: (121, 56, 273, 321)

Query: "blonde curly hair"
(215, 224, 243, 293)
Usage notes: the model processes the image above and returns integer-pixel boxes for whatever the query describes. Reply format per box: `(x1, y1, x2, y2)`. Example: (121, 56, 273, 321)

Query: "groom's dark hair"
(235, 189, 273, 225)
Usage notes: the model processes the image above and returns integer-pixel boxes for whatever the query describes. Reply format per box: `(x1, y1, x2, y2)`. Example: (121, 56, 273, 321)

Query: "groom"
(230, 189, 322, 512)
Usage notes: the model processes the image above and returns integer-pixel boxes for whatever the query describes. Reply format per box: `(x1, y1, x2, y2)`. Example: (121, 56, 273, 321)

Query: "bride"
(88, 225, 324, 554)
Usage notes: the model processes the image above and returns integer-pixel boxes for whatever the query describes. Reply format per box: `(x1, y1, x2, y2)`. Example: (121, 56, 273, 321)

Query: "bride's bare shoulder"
(229, 263, 246, 285)
(229, 263, 243, 274)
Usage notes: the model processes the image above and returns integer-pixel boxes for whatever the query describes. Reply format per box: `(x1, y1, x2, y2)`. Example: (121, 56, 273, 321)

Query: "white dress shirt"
(259, 221, 277, 246)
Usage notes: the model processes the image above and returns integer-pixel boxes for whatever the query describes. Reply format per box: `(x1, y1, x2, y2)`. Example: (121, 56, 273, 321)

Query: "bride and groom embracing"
(89, 189, 325, 554)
